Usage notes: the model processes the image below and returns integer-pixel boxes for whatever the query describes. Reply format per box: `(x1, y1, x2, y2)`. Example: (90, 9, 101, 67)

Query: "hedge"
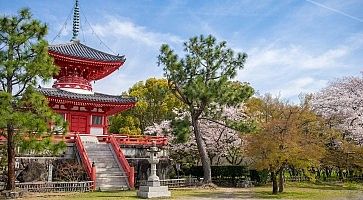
(184, 166, 268, 184)
(186, 165, 249, 178)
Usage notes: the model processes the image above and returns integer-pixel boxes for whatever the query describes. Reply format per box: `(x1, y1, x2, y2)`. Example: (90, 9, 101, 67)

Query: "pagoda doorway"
(70, 114, 88, 134)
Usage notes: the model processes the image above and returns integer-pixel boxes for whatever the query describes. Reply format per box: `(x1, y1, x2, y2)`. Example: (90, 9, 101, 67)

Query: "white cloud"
(304, 0, 363, 23)
(247, 44, 351, 70)
(237, 34, 363, 102)
(91, 17, 183, 47)
(270, 77, 328, 100)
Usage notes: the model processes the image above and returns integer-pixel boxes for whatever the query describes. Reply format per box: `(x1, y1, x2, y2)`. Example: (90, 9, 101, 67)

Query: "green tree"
(245, 95, 327, 194)
(0, 8, 65, 190)
(109, 78, 182, 134)
(158, 35, 254, 183)
(109, 115, 141, 135)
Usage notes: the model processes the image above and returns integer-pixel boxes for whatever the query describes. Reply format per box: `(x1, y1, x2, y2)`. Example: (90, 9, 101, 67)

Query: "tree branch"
(169, 81, 192, 106)
(199, 117, 239, 131)
(14, 78, 31, 97)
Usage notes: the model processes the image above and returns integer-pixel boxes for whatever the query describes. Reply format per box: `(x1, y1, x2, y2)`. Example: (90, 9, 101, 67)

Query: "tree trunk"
(209, 154, 214, 166)
(192, 116, 212, 183)
(338, 168, 343, 180)
(6, 124, 16, 191)
(278, 169, 284, 193)
(271, 171, 278, 194)
(316, 169, 320, 179)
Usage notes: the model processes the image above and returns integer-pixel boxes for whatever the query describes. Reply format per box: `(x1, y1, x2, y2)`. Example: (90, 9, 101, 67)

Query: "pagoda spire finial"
(71, 0, 80, 42)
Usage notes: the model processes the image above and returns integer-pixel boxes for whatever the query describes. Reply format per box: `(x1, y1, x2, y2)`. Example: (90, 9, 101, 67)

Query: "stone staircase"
(80, 136, 129, 191)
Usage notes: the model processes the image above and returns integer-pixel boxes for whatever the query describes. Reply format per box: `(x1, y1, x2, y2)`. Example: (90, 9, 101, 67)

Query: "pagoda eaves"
(39, 88, 136, 116)
(49, 41, 125, 82)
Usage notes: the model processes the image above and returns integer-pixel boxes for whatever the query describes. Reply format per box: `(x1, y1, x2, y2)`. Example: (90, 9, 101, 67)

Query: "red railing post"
(129, 166, 135, 190)
(92, 162, 96, 190)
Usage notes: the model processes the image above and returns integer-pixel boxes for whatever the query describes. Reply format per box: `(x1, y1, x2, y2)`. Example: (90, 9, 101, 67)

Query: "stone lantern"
(137, 141, 171, 198)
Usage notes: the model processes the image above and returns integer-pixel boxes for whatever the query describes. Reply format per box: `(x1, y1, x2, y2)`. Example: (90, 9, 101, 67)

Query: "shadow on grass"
(252, 182, 363, 200)
(87, 191, 138, 199)
(289, 181, 363, 191)
(171, 189, 256, 199)
(254, 191, 312, 199)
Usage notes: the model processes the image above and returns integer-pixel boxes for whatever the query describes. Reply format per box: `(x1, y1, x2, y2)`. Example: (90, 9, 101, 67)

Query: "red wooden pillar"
(92, 162, 96, 190)
(86, 114, 91, 134)
(129, 166, 135, 190)
(103, 115, 108, 135)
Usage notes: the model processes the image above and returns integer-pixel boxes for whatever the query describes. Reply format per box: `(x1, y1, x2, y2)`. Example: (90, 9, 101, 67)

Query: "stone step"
(85, 149, 110, 151)
(96, 170, 125, 174)
(88, 157, 116, 161)
(98, 185, 129, 191)
(84, 142, 108, 146)
(84, 144, 109, 147)
(88, 154, 115, 159)
(96, 167, 123, 173)
(88, 155, 115, 159)
(80, 141, 131, 191)
(92, 162, 119, 168)
(97, 174, 128, 178)
(91, 163, 119, 168)
(96, 171, 125, 175)
(89, 159, 117, 162)
(80, 136, 99, 144)
(96, 178, 128, 186)
(97, 182, 128, 188)
(86, 147, 111, 150)
(84, 147, 110, 151)
(86, 150, 111, 154)
(97, 182, 128, 186)
(96, 175, 128, 180)
(89, 159, 118, 164)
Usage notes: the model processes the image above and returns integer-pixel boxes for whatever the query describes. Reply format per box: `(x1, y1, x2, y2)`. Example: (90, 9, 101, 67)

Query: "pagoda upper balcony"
(53, 75, 92, 93)
(48, 41, 126, 93)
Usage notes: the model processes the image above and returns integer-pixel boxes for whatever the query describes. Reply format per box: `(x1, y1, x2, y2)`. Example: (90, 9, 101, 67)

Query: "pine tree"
(158, 35, 254, 183)
(0, 8, 66, 191)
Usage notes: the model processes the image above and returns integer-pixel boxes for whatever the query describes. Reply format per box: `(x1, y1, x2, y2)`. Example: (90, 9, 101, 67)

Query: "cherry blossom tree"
(312, 76, 363, 144)
(145, 106, 247, 166)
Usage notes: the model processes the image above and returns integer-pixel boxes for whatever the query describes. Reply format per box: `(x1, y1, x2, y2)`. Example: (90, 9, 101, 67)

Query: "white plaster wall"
(90, 127, 103, 135)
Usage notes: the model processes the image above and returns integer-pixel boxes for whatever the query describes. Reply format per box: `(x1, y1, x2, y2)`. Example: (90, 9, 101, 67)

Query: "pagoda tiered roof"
(49, 41, 125, 63)
(48, 41, 126, 81)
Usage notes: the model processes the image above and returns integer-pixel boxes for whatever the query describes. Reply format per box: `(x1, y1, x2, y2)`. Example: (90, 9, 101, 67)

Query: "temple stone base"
(137, 181, 171, 199)
(1, 190, 25, 199)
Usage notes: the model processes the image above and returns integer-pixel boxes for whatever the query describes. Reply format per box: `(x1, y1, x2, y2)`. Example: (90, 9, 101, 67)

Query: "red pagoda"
(39, 0, 136, 135)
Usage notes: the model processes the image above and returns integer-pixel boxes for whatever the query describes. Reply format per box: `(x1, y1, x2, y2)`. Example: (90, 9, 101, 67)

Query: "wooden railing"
(0, 181, 94, 192)
(138, 178, 203, 188)
(112, 134, 168, 147)
(74, 134, 96, 190)
(50, 134, 168, 147)
(107, 135, 135, 189)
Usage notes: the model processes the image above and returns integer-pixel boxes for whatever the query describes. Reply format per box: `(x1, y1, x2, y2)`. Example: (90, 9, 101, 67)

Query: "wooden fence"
(0, 181, 94, 192)
(138, 178, 202, 188)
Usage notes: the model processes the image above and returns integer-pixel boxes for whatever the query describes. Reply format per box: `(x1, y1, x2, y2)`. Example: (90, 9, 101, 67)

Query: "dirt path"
(177, 187, 264, 200)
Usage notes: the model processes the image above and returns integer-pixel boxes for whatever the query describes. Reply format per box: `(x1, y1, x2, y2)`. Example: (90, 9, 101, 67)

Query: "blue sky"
(1, 0, 363, 102)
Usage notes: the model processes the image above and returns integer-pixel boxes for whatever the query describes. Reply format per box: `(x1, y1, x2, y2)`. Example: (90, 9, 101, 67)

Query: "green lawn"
(23, 182, 363, 200)
(253, 182, 363, 199)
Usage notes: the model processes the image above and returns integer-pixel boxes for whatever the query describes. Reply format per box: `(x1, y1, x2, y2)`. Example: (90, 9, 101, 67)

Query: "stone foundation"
(137, 181, 171, 199)
(1, 190, 25, 199)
